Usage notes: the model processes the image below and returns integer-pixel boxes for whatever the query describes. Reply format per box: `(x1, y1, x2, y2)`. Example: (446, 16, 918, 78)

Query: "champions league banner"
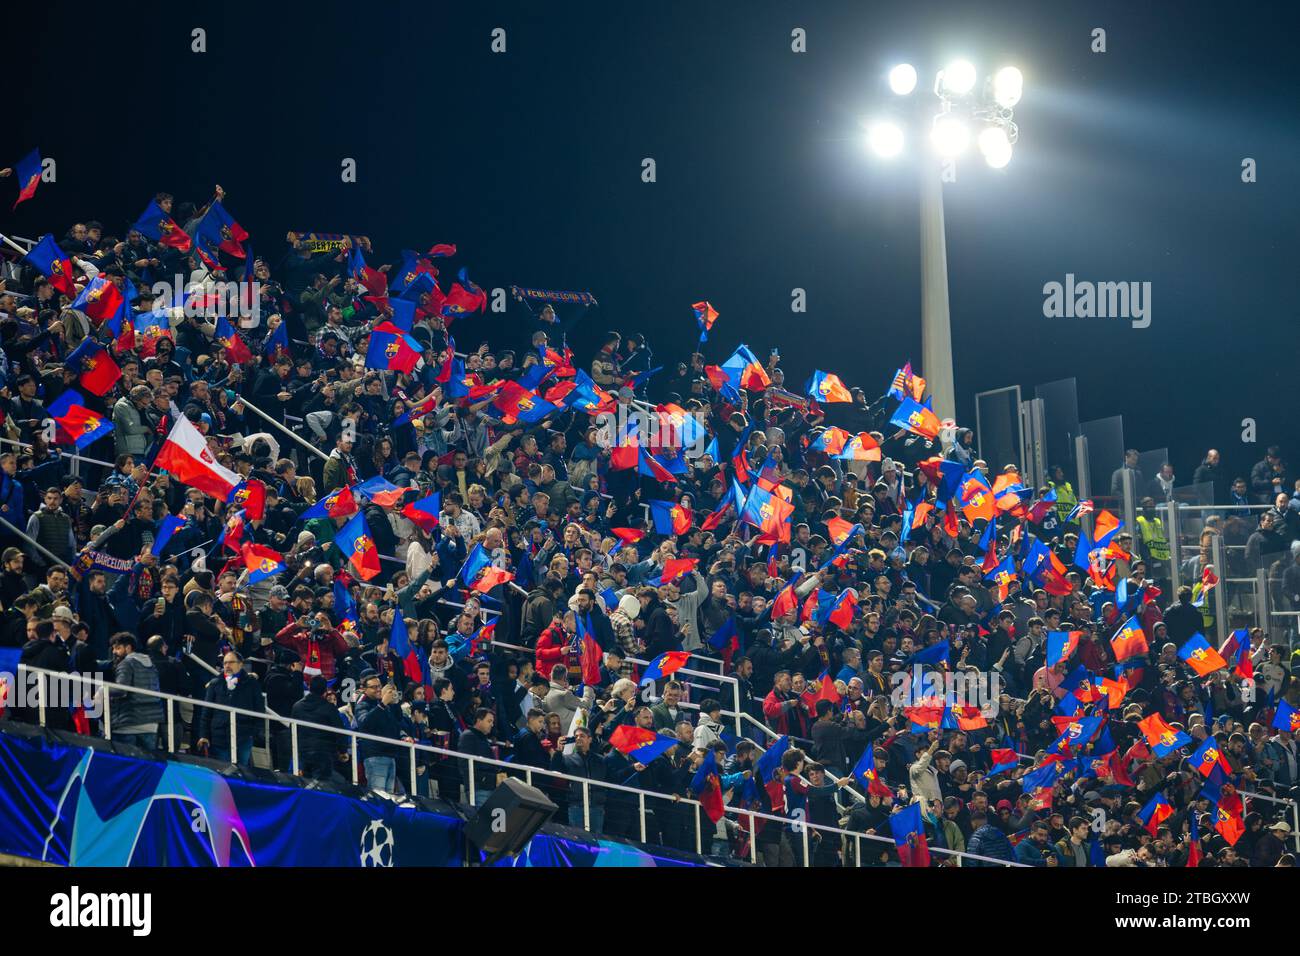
(0, 731, 461, 867)
(0, 730, 707, 868)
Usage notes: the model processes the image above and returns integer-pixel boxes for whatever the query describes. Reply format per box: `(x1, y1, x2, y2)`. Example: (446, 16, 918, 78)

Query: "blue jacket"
(965, 824, 1015, 866)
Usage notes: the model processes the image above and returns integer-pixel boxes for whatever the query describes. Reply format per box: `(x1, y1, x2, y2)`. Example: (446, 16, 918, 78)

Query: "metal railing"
(7, 663, 1021, 866)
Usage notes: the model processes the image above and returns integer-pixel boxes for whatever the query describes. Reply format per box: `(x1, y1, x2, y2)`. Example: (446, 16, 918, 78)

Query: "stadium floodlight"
(992, 66, 1023, 108)
(977, 125, 1013, 168)
(867, 121, 905, 157)
(888, 63, 918, 95)
(930, 115, 970, 157)
(940, 59, 977, 95)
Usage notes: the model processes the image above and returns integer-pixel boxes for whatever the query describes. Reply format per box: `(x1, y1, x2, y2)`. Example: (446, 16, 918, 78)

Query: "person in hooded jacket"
(108, 632, 163, 751)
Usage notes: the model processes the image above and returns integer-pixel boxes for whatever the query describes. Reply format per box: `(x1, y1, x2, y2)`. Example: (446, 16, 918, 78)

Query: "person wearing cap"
(112, 384, 154, 459)
(1253, 819, 1292, 867)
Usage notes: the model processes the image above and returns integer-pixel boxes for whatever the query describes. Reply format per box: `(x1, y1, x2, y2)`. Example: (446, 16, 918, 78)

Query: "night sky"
(8, 0, 1298, 486)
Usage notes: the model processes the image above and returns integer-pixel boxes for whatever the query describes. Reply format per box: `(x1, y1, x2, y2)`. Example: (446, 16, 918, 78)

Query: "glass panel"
(974, 386, 1023, 476)
(1079, 416, 1125, 510)
(1034, 378, 1079, 485)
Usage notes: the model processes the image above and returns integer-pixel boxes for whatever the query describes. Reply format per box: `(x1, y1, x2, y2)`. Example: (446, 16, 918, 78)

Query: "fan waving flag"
(640, 651, 691, 684)
(11, 148, 42, 208)
(889, 802, 931, 867)
(213, 315, 253, 363)
(690, 749, 726, 823)
(472, 567, 515, 594)
(987, 748, 1019, 776)
(1046, 630, 1082, 669)
(192, 200, 248, 268)
(263, 320, 290, 360)
(365, 321, 423, 373)
(334, 510, 382, 581)
(131, 199, 192, 251)
(388, 608, 423, 685)
(154, 414, 242, 500)
(647, 558, 698, 587)
(836, 432, 883, 463)
(241, 543, 286, 584)
(1274, 700, 1300, 733)
(648, 499, 692, 537)
(851, 743, 894, 799)
(721, 344, 771, 391)
(228, 479, 266, 521)
(1111, 616, 1149, 662)
(458, 543, 492, 587)
(24, 234, 78, 297)
(151, 513, 186, 558)
(64, 337, 122, 396)
(806, 370, 853, 404)
(739, 484, 794, 538)
(1137, 793, 1174, 836)
(1189, 736, 1233, 779)
(47, 391, 112, 450)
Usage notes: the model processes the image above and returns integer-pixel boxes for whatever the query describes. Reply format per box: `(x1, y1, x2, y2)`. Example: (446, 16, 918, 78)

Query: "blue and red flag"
(739, 484, 794, 538)
(1046, 630, 1082, 669)
(1111, 616, 1149, 662)
(1274, 699, 1300, 734)
(64, 337, 122, 396)
(1178, 633, 1228, 677)
(609, 725, 679, 764)
(440, 267, 488, 321)
(1219, 629, 1253, 680)
(132, 307, 172, 358)
(609, 527, 646, 554)
(639, 651, 691, 684)
(388, 608, 423, 685)
(47, 391, 113, 450)
(808, 426, 851, 456)
(1138, 712, 1191, 757)
(1190, 735, 1233, 779)
(889, 802, 930, 867)
(851, 742, 894, 799)
(192, 200, 248, 268)
(131, 199, 192, 251)
(227, 479, 267, 521)
(646, 558, 698, 588)
(263, 320, 290, 361)
(401, 492, 441, 532)
(427, 243, 457, 258)
(356, 475, 408, 509)
(335, 510, 381, 581)
(986, 748, 1019, 776)
(11, 149, 41, 209)
(805, 370, 853, 404)
(151, 513, 186, 557)
(692, 300, 719, 341)
(365, 321, 423, 373)
(690, 748, 726, 823)
(70, 276, 124, 324)
(648, 499, 691, 536)
(1137, 792, 1174, 836)
(458, 542, 492, 587)
(241, 543, 286, 584)
(214, 315, 253, 364)
(890, 398, 941, 440)
(24, 234, 78, 297)
(720, 344, 771, 392)
(302, 485, 359, 520)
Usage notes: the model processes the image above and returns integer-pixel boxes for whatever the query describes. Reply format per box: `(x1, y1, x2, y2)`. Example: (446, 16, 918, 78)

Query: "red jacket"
(534, 624, 572, 676)
(275, 621, 349, 681)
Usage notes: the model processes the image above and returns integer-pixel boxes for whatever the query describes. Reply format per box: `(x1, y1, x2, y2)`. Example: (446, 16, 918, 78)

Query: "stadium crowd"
(0, 174, 1298, 868)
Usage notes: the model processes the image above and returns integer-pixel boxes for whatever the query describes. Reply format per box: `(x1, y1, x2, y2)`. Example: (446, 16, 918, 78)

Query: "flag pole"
(0, 233, 30, 257)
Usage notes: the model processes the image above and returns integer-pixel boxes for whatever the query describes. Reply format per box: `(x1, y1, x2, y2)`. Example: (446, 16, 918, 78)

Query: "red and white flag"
(153, 415, 241, 500)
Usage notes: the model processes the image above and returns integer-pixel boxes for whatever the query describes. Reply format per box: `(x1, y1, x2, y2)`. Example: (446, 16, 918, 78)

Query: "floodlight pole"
(919, 156, 956, 421)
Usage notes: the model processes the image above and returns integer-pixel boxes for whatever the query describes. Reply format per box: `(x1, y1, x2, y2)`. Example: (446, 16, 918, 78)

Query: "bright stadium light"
(863, 53, 1025, 420)
(940, 59, 977, 95)
(978, 125, 1013, 167)
(930, 115, 970, 157)
(867, 120, 905, 157)
(992, 66, 1023, 107)
(889, 63, 918, 95)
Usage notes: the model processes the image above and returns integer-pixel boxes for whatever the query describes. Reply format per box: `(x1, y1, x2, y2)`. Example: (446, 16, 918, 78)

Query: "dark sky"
(9, 0, 1298, 486)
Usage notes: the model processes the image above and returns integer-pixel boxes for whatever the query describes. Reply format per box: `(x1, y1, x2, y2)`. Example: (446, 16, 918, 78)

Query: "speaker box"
(463, 778, 557, 864)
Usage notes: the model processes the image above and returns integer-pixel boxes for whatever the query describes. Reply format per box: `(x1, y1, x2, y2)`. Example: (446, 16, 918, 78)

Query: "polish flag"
(153, 415, 242, 500)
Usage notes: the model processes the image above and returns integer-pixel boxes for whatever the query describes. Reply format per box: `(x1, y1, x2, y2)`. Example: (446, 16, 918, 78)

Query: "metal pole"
(409, 743, 418, 796)
(167, 705, 176, 754)
(290, 722, 300, 775)
(750, 812, 758, 864)
(102, 684, 111, 740)
(1074, 435, 1093, 541)
(919, 157, 955, 421)
(468, 757, 476, 805)
(638, 793, 647, 844)
(1120, 468, 1137, 557)
(1211, 532, 1229, 647)
(229, 711, 237, 762)
(694, 806, 702, 855)
(801, 819, 810, 868)
(1167, 501, 1183, 596)
(350, 737, 359, 785)
(0, 514, 68, 570)
(730, 680, 742, 736)
(236, 395, 330, 462)
(1256, 568, 1272, 634)
(583, 780, 591, 831)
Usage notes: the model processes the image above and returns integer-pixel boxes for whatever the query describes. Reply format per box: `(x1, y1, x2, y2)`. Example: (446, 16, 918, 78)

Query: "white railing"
(8, 663, 1021, 867)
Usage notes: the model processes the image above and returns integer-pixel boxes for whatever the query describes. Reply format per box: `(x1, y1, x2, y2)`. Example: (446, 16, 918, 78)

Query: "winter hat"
(617, 594, 640, 620)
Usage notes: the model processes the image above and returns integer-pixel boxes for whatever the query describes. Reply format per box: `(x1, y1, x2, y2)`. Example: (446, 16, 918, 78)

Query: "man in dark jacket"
(457, 706, 502, 806)
(197, 651, 265, 767)
(291, 675, 347, 781)
(16, 619, 71, 728)
(108, 632, 163, 751)
(550, 725, 611, 833)
(1163, 587, 1204, 645)
(965, 812, 1016, 866)
(353, 672, 408, 793)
